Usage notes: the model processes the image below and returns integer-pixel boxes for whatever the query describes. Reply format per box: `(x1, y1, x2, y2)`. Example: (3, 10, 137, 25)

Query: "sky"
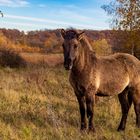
(0, 0, 111, 31)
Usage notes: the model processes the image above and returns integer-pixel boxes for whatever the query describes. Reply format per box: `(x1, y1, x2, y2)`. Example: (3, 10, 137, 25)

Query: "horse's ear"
(77, 31, 84, 41)
(61, 29, 66, 38)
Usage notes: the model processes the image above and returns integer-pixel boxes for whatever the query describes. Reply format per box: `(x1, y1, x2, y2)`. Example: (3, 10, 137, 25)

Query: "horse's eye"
(74, 45, 77, 49)
(62, 44, 65, 49)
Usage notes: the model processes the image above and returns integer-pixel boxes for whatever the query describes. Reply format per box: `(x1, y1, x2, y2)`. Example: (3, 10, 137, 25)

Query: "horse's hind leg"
(117, 88, 132, 131)
(134, 102, 140, 128)
(132, 85, 140, 128)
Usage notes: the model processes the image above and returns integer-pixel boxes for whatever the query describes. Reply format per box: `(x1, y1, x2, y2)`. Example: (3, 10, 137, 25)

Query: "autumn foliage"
(0, 28, 139, 68)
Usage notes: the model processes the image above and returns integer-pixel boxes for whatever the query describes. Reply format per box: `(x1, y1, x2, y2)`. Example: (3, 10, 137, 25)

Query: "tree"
(102, 0, 140, 58)
(91, 39, 112, 56)
(0, 11, 3, 17)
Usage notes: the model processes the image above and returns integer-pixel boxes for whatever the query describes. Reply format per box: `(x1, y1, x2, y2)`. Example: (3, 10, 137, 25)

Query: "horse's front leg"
(75, 92, 87, 131)
(86, 87, 96, 132)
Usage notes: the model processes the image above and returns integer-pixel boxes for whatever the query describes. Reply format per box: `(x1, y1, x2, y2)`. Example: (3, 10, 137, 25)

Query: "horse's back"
(113, 53, 140, 80)
(98, 53, 140, 75)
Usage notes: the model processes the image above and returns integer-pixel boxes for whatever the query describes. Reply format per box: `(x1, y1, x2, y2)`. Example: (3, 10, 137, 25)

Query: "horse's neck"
(72, 37, 95, 72)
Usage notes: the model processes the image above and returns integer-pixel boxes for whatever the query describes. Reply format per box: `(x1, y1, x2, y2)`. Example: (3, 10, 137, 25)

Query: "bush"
(91, 39, 112, 56)
(0, 47, 26, 68)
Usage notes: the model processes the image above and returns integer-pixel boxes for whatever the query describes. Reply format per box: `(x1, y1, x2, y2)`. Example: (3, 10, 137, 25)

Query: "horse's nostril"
(68, 58, 72, 63)
(64, 58, 73, 70)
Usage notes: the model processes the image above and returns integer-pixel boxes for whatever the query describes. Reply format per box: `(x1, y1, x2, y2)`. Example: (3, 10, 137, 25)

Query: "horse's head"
(61, 29, 84, 70)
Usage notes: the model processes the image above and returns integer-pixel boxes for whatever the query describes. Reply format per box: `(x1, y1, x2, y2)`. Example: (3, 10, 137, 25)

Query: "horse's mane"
(80, 37, 93, 52)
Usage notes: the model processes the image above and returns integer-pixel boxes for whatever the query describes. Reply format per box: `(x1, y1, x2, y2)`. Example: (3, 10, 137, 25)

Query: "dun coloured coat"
(61, 29, 140, 132)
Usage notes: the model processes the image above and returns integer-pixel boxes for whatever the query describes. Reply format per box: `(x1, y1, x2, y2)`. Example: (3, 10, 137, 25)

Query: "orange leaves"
(0, 32, 41, 53)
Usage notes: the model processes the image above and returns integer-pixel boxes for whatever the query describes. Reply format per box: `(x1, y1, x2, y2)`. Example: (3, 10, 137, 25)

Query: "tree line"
(0, 28, 139, 58)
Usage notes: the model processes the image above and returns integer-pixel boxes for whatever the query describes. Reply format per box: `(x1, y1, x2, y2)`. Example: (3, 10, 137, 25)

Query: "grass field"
(20, 53, 63, 67)
(0, 65, 140, 140)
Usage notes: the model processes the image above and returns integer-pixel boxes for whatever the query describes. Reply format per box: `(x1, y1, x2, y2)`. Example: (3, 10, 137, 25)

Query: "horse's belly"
(98, 77, 130, 95)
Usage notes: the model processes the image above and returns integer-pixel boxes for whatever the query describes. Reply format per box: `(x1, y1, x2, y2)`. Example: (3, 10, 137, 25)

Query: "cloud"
(0, 21, 43, 28)
(0, 0, 30, 7)
(62, 4, 79, 9)
(0, 20, 107, 32)
(38, 4, 47, 8)
(58, 10, 94, 22)
(5, 14, 96, 29)
(43, 4, 108, 24)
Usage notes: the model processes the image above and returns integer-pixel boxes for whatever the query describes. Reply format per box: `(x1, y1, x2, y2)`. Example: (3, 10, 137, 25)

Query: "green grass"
(0, 66, 140, 140)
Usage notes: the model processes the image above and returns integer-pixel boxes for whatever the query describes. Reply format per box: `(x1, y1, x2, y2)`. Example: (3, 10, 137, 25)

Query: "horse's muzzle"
(64, 60, 73, 70)
(64, 64, 73, 70)
(64, 57, 74, 70)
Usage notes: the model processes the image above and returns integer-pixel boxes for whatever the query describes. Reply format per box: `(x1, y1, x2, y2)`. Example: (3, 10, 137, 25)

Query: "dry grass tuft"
(21, 53, 63, 67)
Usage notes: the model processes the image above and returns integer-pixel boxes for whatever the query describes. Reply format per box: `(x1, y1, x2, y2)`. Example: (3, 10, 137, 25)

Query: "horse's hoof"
(80, 128, 87, 134)
(117, 127, 125, 131)
(88, 128, 96, 133)
(136, 124, 140, 128)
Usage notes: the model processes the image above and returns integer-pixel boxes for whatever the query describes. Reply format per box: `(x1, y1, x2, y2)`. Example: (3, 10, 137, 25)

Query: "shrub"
(0, 47, 26, 68)
(91, 39, 112, 56)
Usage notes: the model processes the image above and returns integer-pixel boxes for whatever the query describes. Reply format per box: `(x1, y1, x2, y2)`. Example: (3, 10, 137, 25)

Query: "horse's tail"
(131, 44, 138, 58)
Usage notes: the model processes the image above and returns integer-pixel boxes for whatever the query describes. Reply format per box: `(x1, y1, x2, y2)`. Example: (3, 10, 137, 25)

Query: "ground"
(0, 65, 140, 140)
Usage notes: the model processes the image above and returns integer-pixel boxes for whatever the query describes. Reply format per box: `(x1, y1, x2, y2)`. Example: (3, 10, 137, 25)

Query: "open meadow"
(0, 28, 140, 140)
(0, 0, 140, 139)
(0, 62, 140, 140)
